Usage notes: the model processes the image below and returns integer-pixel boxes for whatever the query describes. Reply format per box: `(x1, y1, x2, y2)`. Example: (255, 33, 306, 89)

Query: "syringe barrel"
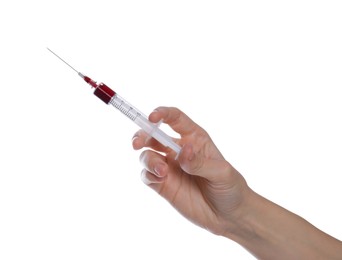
(91, 82, 181, 155)
(109, 93, 181, 155)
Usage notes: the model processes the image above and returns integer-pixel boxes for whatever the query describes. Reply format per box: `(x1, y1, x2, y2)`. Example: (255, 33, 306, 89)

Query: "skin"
(132, 106, 342, 259)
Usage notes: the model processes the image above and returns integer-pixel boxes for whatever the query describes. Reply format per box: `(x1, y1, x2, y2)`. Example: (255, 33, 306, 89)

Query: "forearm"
(225, 190, 342, 259)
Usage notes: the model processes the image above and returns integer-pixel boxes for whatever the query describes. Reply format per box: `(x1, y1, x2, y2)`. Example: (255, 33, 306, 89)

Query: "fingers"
(132, 107, 206, 155)
(132, 129, 170, 153)
(141, 169, 167, 185)
(149, 107, 203, 137)
(133, 106, 233, 185)
(139, 149, 168, 187)
(139, 149, 168, 177)
(138, 142, 234, 189)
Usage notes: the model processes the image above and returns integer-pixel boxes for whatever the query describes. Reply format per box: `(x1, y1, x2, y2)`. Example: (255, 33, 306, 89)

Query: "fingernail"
(132, 131, 140, 141)
(154, 164, 165, 177)
(141, 170, 152, 185)
(150, 109, 159, 116)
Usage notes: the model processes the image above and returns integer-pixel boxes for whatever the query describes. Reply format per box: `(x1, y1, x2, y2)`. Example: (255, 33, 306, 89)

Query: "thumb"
(178, 144, 231, 182)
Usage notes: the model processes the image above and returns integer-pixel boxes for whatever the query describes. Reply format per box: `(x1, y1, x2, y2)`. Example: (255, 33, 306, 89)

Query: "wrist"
(220, 188, 342, 259)
(221, 189, 280, 258)
(220, 186, 259, 240)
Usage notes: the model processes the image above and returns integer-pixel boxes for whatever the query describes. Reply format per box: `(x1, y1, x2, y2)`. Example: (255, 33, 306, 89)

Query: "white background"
(1, 1, 341, 259)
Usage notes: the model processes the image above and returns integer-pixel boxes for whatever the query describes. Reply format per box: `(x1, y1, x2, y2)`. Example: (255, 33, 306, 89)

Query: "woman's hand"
(132, 107, 250, 235)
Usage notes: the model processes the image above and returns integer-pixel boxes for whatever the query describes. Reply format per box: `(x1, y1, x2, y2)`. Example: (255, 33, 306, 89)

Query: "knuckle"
(191, 155, 205, 174)
(139, 150, 162, 173)
(181, 151, 204, 175)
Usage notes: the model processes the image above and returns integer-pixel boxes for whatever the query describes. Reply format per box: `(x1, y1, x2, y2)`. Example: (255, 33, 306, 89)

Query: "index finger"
(149, 107, 202, 136)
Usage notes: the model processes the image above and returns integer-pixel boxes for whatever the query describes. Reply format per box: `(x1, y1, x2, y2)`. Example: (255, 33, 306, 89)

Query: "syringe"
(47, 48, 181, 156)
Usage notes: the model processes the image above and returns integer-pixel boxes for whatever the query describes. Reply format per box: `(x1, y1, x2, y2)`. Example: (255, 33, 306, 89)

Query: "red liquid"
(83, 75, 116, 104)
(83, 76, 98, 88)
(93, 83, 116, 104)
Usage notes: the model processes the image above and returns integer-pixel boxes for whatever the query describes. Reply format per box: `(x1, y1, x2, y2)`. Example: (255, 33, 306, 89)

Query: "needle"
(47, 47, 182, 156)
(47, 48, 79, 74)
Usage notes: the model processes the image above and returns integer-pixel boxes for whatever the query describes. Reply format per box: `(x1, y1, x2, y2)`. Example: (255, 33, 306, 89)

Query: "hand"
(132, 107, 250, 235)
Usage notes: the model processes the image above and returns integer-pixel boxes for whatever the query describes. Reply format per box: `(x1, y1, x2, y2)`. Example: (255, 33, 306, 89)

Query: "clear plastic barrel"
(109, 94, 181, 155)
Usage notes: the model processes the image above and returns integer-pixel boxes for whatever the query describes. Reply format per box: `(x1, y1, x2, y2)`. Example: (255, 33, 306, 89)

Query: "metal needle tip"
(47, 47, 79, 74)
